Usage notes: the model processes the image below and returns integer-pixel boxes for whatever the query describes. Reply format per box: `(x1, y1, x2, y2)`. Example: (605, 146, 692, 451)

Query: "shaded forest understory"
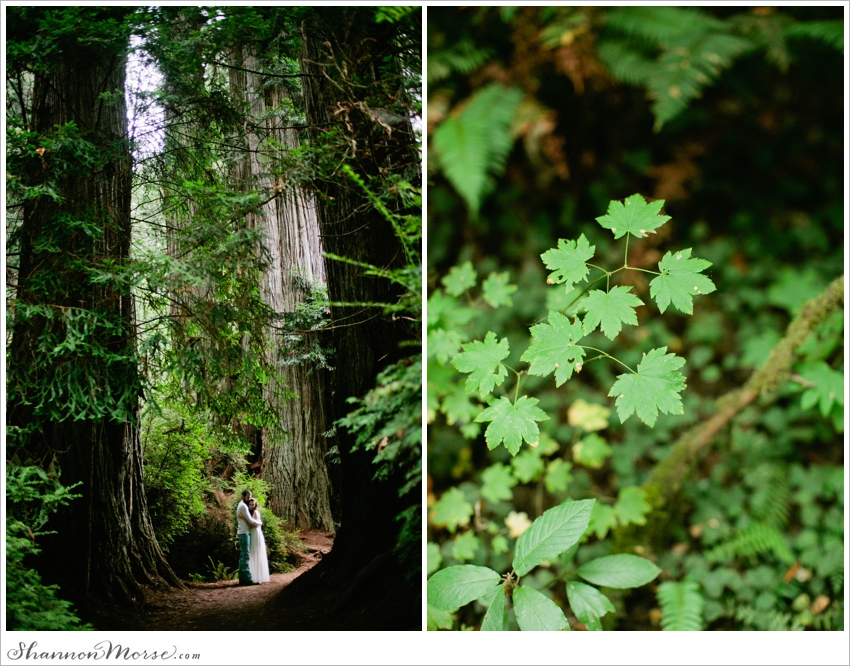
(426, 6, 844, 633)
(6, 6, 421, 632)
(81, 530, 414, 631)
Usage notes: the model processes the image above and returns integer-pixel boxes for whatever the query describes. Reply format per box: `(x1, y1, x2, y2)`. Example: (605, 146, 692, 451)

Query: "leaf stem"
(626, 266, 662, 276)
(579, 346, 637, 374)
(563, 271, 611, 312)
(503, 364, 523, 404)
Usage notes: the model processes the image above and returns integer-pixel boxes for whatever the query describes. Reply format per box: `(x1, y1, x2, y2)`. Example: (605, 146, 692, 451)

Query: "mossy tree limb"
(615, 274, 844, 551)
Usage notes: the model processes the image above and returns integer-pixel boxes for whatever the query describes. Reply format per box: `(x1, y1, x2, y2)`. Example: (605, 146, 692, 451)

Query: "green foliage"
(540, 235, 595, 291)
(595, 193, 671, 238)
(581, 286, 643, 340)
(428, 38, 493, 85)
(512, 499, 594, 576)
(142, 398, 218, 548)
(450, 194, 709, 435)
(428, 5, 843, 638)
(784, 20, 844, 51)
(657, 580, 705, 630)
(566, 581, 616, 631)
(651, 249, 717, 315)
(705, 523, 794, 565)
(599, 7, 752, 130)
(476, 396, 549, 456)
(6, 465, 92, 630)
(430, 487, 473, 533)
(427, 499, 660, 630)
(432, 83, 523, 216)
(608, 347, 686, 427)
(597, 7, 843, 130)
(206, 556, 238, 581)
(452, 331, 510, 396)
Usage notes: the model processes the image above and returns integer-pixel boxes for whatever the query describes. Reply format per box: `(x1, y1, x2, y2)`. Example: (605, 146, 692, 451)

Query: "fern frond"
(648, 31, 752, 130)
(705, 522, 795, 565)
(596, 40, 657, 86)
(605, 6, 724, 45)
(600, 7, 754, 129)
(734, 607, 802, 631)
(727, 13, 791, 72)
(748, 464, 792, 529)
(828, 570, 843, 595)
(432, 84, 523, 216)
(428, 39, 493, 86)
(766, 610, 803, 631)
(785, 20, 844, 52)
(657, 580, 705, 630)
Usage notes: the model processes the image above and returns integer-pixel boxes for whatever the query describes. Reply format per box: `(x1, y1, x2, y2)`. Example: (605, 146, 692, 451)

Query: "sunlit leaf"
(608, 347, 686, 426)
(451, 331, 510, 396)
(513, 499, 594, 576)
(595, 193, 670, 239)
(540, 234, 595, 291)
(475, 396, 549, 455)
(427, 564, 501, 610)
(513, 586, 570, 631)
(650, 248, 716, 314)
(577, 554, 661, 589)
(582, 286, 643, 340)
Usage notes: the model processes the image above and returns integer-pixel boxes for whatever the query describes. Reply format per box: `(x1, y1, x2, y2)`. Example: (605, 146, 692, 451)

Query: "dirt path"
(89, 531, 334, 631)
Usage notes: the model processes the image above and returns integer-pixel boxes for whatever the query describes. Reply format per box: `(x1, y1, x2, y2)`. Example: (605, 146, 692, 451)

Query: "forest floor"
(89, 531, 335, 631)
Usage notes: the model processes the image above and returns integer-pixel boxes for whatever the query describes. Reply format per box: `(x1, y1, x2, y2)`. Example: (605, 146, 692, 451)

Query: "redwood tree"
(228, 45, 335, 531)
(276, 6, 422, 628)
(5, 6, 180, 604)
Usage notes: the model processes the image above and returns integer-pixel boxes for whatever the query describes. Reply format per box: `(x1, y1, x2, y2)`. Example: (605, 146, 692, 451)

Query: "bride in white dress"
(247, 499, 270, 583)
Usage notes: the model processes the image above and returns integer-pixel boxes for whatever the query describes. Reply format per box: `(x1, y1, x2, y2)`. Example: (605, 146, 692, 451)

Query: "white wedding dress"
(248, 508, 271, 583)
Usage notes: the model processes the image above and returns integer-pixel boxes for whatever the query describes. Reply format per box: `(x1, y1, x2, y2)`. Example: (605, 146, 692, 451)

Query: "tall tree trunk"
(6, 7, 181, 605)
(229, 48, 334, 531)
(290, 8, 420, 624)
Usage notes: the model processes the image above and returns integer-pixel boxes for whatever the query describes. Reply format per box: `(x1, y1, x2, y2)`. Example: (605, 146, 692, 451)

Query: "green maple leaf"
(428, 290, 474, 329)
(650, 248, 716, 314)
(587, 502, 617, 539)
(541, 234, 595, 291)
(427, 328, 464, 364)
(521, 311, 586, 386)
(430, 487, 473, 533)
(799, 362, 844, 417)
(608, 347, 686, 427)
(475, 396, 550, 455)
(482, 271, 518, 308)
(440, 384, 482, 426)
(442, 261, 478, 296)
(451, 331, 509, 396)
(544, 459, 573, 494)
(480, 463, 516, 503)
(595, 193, 670, 239)
(614, 486, 651, 526)
(452, 531, 482, 562)
(427, 542, 442, 575)
(582, 286, 643, 339)
(572, 433, 612, 469)
(511, 448, 544, 483)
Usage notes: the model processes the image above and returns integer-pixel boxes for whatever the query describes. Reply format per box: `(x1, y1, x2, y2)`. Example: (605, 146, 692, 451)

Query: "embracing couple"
(236, 489, 270, 586)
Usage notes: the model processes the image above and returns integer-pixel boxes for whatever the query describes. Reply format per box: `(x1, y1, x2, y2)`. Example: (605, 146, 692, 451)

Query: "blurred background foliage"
(426, 6, 844, 631)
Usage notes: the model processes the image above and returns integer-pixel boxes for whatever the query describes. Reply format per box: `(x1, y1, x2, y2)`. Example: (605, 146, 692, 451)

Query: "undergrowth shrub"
(5, 465, 92, 630)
